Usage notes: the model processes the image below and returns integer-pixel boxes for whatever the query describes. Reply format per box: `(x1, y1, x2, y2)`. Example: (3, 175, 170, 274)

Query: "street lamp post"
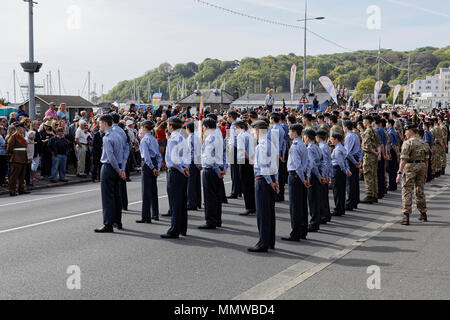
(21, 0, 42, 120)
(297, 0, 324, 110)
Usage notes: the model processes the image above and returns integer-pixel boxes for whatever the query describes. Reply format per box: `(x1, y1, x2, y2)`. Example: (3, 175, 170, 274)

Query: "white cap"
(126, 120, 134, 126)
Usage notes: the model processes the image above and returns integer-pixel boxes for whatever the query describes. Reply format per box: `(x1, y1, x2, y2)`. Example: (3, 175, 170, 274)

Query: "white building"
(411, 75, 442, 95)
(439, 67, 450, 92)
(414, 92, 450, 109)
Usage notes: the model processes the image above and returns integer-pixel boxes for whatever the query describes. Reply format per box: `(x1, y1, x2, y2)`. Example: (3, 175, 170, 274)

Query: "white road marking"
(234, 184, 449, 300)
(0, 181, 232, 235)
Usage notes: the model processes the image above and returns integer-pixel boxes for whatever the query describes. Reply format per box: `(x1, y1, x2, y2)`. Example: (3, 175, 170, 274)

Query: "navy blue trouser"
(167, 169, 188, 236)
(255, 178, 276, 249)
(118, 179, 128, 213)
(308, 175, 321, 228)
(239, 163, 255, 210)
(101, 164, 120, 226)
(187, 164, 202, 209)
(230, 163, 242, 196)
(346, 160, 359, 209)
(202, 168, 222, 227)
(387, 148, 398, 190)
(288, 173, 308, 238)
(276, 158, 287, 201)
(332, 166, 347, 215)
(141, 164, 159, 220)
(319, 181, 331, 222)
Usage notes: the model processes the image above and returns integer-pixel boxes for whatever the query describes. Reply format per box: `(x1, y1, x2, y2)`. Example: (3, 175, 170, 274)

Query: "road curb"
(0, 177, 92, 196)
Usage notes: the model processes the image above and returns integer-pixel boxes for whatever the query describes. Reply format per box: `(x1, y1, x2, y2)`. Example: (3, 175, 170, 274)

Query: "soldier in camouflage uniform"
(431, 118, 443, 177)
(429, 119, 439, 177)
(361, 115, 381, 204)
(396, 124, 430, 226)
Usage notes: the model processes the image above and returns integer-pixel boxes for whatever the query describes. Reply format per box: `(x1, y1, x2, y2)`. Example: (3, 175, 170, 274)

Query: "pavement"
(0, 159, 449, 300)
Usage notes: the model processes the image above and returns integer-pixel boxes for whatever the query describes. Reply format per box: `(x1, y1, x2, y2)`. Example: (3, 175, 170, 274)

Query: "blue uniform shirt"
(287, 137, 309, 182)
(319, 141, 332, 180)
(375, 125, 387, 146)
(100, 128, 123, 173)
(387, 128, 399, 148)
(423, 130, 433, 148)
(271, 123, 286, 155)
(237, 130, 255, 164)
(165, 130, 189, 173)
(140, 133, 162, 169)
(332, 142, 350, 174)
(254, 131, 278, 184)
(189, 132, 202, 168)
(307, 142, 323, 179)
(201, 130, 223, 174)
(112, 123, 129, 170)
(344, 131, 363, 165)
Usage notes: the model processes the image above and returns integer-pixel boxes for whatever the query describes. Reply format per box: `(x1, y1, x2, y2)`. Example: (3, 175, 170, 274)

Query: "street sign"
(300, 94, 309, 104)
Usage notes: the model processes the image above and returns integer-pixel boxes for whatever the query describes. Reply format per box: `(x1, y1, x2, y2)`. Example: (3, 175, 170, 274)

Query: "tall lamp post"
(297, 0, 324, 108)
(21, 0, 42, 120)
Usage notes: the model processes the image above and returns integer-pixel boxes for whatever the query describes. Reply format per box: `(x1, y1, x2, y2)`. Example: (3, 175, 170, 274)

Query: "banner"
(393, 84, 402, 105)
(319, 76, 338, 105)
(199, 95, 204, 120)
(403, 86, 410, 105)
(151, 93, 163, 110)
(374, 80, 383, 105)
(290, 64, 297, 102)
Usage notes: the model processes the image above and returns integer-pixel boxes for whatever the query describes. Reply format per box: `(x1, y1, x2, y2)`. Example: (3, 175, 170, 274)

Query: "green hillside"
(105, 46, 450, 103)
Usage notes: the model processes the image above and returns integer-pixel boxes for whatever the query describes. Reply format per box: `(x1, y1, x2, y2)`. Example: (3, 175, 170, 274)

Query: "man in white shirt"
(75, 120, 89, 176)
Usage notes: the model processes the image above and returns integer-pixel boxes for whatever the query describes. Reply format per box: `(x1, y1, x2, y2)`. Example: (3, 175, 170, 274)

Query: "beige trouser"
(77, 145, 87, 175)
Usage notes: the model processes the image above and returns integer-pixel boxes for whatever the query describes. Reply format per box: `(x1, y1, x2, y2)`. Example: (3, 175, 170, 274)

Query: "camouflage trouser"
(402, 163, 427, 214)
(363, 153, 378, 198)
(431, 146, 439, 174)
(438, 145, 447, 169)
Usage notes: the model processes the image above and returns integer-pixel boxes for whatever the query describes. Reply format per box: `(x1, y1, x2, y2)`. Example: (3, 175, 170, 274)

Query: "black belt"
(407, 160, 424, 164)
(333, 165, 340, 169)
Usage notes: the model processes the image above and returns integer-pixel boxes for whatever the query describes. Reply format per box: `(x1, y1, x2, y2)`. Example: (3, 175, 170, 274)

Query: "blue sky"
(0, 0, 449, 103)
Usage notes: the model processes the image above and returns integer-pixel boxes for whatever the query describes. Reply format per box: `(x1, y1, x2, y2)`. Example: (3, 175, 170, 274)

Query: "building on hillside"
(176, 89, 234, 111)
(20, 95, 95, 120)
(439, 67, 450, 92)
(411, 75, 442, 95)
(230, 92, 332, 110)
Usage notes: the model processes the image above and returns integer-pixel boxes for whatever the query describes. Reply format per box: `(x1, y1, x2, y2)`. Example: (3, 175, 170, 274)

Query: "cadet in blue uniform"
(200, 118, 226, 229)
(111, 112, 129, 229)
(270, 112, 287, 202)
(95, 115, 126, 233)
(282, 124, 310, 242)
(137, 120, 162, 224)
(227, 110, 242, 199)
(248, 120, 279, 253)
(186, 122, 202, 211)
(386, 119, 399, 191)
(422, 121, 434, 182)
(331, 133, 352, 216)
(236, 120, 256, 215)
(161, 117, 190, 239)
(316, 129, 332, 224)
(343, 120, 363, 211)
(304, 129, 324, 232)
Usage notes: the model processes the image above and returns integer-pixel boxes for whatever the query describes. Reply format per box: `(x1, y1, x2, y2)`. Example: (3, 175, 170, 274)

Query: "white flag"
(319, 76, 338, 105)
(374, 80, 383, 105)
(393, 84, 402, 105)
(290, 64, 297, 102)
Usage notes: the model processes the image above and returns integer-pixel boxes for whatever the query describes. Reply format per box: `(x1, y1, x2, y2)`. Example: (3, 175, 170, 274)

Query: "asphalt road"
(0, 161, 449, 300)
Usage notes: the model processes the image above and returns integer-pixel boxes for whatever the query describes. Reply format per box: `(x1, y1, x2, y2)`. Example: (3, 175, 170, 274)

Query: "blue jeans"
(51, 154, 67, 180)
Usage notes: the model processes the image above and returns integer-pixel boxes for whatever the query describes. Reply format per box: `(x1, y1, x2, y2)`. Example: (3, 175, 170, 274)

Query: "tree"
(354, 78, 376, 100)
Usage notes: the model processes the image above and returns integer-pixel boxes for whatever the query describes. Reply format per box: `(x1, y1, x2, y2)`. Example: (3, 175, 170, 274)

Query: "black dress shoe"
(187, 207, 197, 211)
(18, 191, 30, 195)
(136, 219, 152, 224)
(281, 236, 300, 242)
(300, 235, 307, 240)
(95, 226, 114, 233)
(122, 207, 128, 211)
(360, 197, 373, 204)
(320, 220, 328, 225)
(345, 207, 353, 211)
(10, 192, 17, 197)
(198, 224, 216, 230)
(162, 211, 171, 217)
(160, 233, 179, 239)
(308, 225, 320, 232)
(227, 194, 238, 199)
(152, 216, 159, 221)
(181, 232, 187, 237)
(240, 209, 256, 216)
(331, 212, 343, 217)
(113, 223, 123, 230)
(269, 245, 275, 250)
(247, 246, 268, 253)
(222, 199, 228, 204)
(60, 179, 69, 182)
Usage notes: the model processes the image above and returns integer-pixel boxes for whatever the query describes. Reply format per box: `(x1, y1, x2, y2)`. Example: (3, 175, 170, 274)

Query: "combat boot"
(418, 212, 428, 222)
(401, 213, 410, 226)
